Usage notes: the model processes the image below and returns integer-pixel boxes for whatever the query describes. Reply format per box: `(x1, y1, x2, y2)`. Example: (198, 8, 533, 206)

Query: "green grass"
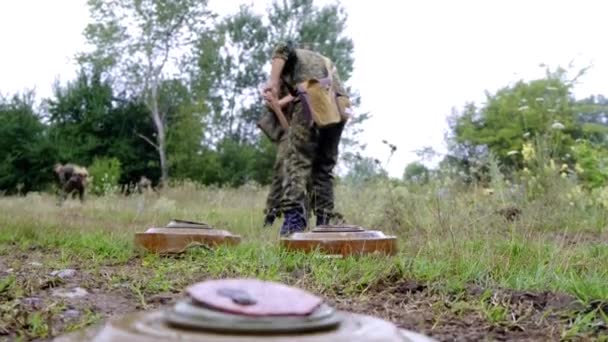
(1, 182, 607, 300)
(0, 178, 607, 340)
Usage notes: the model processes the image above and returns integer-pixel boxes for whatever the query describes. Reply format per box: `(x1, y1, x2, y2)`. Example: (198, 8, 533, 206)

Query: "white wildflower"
(551, 122, 565, 130)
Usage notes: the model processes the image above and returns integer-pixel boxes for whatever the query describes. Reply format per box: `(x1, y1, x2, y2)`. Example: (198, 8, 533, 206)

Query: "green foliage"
(449, 67, 578, 170)
(404, 161, 430, 184)
(46, 68, 159, 185)
(46, 69, 113, 164)
(0, 91, 56, 194)
(80, 0, 215, 184)
(343, 155, 387, 185)
(571, 140, 608, 189)
(162, 78, 207, 181)
(445, 66, 608, 191)
(88, 157, 122, 196)
(14, 1, 608, 201)
(191, 0, 365, 181)
(199, 5, 270, 144)
(200, 137, 276, 187)
(576, 94, 608, 147)
(266, 0, 354, 80)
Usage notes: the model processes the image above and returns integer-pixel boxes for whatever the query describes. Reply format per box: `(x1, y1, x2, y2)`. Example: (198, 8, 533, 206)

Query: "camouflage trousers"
(265, 134, 289, 218)
(280, 102, 345, 219)
(264, 134, 313, 220)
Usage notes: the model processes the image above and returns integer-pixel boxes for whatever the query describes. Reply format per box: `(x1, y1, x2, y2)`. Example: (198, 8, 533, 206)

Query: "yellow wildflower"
(522, 143, 535, 162)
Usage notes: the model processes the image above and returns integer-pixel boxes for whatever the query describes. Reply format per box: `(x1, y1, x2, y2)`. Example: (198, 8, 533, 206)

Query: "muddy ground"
(1, 250, 605, 342)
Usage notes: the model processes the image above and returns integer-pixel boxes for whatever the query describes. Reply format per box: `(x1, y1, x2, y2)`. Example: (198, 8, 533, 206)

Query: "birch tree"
(79, 0, 214, 185)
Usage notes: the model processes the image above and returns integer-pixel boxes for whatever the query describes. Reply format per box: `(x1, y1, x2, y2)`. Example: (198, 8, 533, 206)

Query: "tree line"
(2, 0, 608, 196)
(0, 0, 369, 194)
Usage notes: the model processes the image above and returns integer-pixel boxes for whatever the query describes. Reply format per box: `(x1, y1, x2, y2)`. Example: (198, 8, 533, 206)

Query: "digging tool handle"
(269, 102, 289, 130)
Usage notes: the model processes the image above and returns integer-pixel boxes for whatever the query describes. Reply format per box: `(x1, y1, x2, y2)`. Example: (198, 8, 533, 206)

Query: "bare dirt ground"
(2, 250, 605, 342)
(336, 280, 590, 342)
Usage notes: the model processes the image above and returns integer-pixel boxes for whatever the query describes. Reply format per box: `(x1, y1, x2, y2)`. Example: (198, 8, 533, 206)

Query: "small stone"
(52, 287, 89, 299)
(29, 262, 43, 267)
(50, 269, 77, 279)
(6, 268, 14, 273)
(21, 297, 43, 307)
(63, 309, 81, 319)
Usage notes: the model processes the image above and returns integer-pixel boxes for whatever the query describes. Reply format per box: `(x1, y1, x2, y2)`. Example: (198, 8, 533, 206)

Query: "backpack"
(296, 57, 352, 128)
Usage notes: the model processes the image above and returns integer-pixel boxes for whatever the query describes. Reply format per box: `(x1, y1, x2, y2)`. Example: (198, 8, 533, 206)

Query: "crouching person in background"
(54, 163, 89, 204)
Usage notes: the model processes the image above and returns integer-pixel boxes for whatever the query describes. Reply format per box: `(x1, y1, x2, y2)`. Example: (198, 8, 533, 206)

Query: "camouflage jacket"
(272, 42, 348, 99)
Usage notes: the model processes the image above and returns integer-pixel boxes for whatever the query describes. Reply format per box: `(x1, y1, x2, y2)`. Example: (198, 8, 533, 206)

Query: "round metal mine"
(54, 310, 434, 342)
(185, 278, 323, 316)
(166, 299, 341, 333)
(134, 219, 241, 254)
(53, 278, 435, 342)
(280, 224, 398, 256)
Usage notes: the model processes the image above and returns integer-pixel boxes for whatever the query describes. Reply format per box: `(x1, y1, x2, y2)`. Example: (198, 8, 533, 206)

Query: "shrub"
(88, 157, 122, 196)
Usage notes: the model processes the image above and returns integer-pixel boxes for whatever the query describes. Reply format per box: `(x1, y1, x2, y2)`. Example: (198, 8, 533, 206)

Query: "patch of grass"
(2, 184, 607, 301)
(64, 309, 102, 333)
(0, 180, 607, 340)
(561, 308, 607, 341)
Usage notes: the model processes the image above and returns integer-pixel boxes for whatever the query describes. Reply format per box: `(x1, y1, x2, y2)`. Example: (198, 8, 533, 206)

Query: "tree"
(79, 0, 214, 186)
(45, 68, 159, 185)
(163, 78, 208, 181)
(447, 67, 583, 172)
(443, 65, 608, 189)
(0, 91, 56, 194)
(190, 0, 366, 182)
(403, 162, 430, 184)
(575, 94, 608, 147)
(45, 69, 113, 164)
(266, 0, 354, 79)
(200, 5, 269, 144)
(342, 154, 388, 184)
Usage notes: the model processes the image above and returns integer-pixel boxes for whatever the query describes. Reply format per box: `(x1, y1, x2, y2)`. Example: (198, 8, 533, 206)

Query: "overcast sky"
(1, 0, 607, 177)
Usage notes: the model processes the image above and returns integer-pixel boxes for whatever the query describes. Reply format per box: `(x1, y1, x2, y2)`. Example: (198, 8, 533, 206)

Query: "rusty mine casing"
(280, 225, 398, 257)
(134, 219, 241, 254)
(54, 278, 435, 342)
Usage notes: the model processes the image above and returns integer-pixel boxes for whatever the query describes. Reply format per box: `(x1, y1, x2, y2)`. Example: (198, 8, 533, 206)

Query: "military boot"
(279, 208, 307, 236)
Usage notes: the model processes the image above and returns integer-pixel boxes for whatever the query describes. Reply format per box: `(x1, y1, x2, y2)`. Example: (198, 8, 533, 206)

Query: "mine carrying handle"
(216, 288, 258, 306)
(166, 219, 213, 229)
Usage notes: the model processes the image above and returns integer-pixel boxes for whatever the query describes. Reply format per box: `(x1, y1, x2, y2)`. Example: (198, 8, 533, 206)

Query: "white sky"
(1, 0, 607, 177)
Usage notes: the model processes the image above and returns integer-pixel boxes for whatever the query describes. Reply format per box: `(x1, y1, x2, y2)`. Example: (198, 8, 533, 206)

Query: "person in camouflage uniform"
(263, 139, 316, 227)
(262, 41, 349, 236)
(263, 133, 288, 226)
(262, 94, 313, 227)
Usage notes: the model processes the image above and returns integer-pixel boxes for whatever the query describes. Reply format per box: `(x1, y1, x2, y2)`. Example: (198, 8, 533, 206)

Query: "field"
(0, 179, 607, 341)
